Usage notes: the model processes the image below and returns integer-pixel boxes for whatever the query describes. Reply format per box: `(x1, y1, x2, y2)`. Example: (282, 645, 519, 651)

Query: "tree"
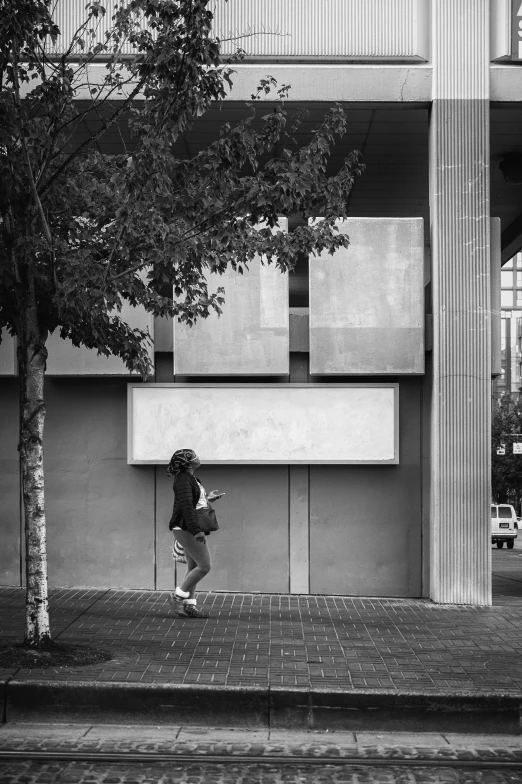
(0, 0, 363, 646)
(492, 394, 522, 510)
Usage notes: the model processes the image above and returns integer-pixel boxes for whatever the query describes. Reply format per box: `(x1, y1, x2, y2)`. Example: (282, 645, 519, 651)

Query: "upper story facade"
(39, 1, 522, 104)
(49, 0, 515, 64)
(1, 1, 517, 379)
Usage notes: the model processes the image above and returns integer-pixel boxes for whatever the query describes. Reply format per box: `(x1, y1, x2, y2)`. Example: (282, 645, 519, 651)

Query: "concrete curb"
(2, 680, 268, 727)
(2, 680, 522, 732)
(269, 686, 522, 733)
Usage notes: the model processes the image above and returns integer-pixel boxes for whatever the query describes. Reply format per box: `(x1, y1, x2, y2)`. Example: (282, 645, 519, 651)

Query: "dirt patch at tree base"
(0, 640, 113, 669)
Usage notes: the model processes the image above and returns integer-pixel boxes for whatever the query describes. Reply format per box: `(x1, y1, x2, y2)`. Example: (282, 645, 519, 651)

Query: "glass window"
(502, 291, 514, 307)
(502, 270, 513, 287)
(499, 506, 513, 518)
(504, 262, 514, 270)
(491, 506, 497, 518)
(517, 291, 522, 304)
(517, 271, 522, 286)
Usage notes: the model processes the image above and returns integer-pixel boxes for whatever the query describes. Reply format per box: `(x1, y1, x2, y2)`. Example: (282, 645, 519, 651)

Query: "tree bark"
(18, 288, 50, 646)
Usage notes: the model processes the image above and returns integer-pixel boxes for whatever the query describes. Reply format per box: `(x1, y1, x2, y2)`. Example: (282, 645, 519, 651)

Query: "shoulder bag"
(196, 502, 219, 534)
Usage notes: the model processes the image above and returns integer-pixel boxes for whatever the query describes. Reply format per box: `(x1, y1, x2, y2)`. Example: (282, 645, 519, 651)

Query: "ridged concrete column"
(429, 0, 491, 604)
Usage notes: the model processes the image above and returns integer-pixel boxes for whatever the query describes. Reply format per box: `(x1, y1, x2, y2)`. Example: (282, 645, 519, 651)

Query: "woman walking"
(167, 448, 223, 618)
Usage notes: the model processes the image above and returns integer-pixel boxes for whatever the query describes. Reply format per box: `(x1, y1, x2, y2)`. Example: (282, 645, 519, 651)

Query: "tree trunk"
(18, 298, 50, 646)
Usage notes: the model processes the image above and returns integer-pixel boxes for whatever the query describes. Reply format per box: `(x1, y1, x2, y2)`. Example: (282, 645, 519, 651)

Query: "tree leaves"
(492, 394, 522, 504)
(0, 0, 364, 376)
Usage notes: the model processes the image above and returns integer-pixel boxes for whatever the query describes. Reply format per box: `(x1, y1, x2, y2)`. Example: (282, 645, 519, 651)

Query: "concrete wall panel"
(174, 232, 289, 375)
(55, 63, 432, 104)
(156, 467, 176, 591)
(0, 332, 16, 376)
(45, 458, 154, 588)
(43, 379, 155, 588)
(0, 379, 20, 585)
(44, 379, 129, 457)
(156, 466, 289, 593)
(310, 218, 424, 375)
(289, 465, 310, 593)
(289, 309, 310, 352)
(46, 302, 153, 375)
(309, 378, 421, 596)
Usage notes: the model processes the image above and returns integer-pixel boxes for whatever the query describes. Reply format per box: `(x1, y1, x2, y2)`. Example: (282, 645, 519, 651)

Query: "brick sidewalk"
(2, 587, 522, 693)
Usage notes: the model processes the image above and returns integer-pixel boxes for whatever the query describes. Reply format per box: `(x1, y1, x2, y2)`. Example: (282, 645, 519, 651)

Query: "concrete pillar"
(429, 0, 491, 604)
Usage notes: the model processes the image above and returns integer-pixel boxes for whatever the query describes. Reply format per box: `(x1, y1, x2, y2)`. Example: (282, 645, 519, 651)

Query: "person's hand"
(194, 532, 206, 543)
(207, 490, 224, 502)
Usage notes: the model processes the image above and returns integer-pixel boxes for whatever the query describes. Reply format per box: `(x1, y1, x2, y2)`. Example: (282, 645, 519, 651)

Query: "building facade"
(493, 251, 522, 399)
(3, 0, 522, 604)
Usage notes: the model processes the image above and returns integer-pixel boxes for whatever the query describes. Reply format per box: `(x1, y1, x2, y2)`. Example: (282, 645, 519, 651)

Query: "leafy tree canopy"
(0, 0, 363, 374)
(492, 394, 522, 509)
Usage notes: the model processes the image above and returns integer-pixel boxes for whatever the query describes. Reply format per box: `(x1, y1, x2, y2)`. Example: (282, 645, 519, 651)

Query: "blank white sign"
(128, 384, 398, 464)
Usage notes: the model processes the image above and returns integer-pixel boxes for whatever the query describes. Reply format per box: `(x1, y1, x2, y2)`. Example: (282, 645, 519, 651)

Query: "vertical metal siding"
(50, 2, 124, 54)
(50, 0, 425, 59)
(215, 0, 422, 58)
(430, 0, 491, 605)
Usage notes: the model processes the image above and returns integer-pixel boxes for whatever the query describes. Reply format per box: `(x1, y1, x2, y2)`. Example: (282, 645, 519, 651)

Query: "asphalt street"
(1, 758, 520, 783)
(2, 725, 522, 784)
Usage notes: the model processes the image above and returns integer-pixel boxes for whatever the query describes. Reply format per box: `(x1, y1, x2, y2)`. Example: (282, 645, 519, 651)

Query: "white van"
(491, 504, 518, 549)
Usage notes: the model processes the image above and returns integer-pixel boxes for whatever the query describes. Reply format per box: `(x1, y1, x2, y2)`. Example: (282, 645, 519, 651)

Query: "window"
(502, 291, 514, 307)
(502, 270, 513, 287)
(517, 291, 522, 305)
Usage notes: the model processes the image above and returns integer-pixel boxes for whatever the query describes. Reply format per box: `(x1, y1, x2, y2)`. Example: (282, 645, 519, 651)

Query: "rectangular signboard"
(128, 384, 399, 465)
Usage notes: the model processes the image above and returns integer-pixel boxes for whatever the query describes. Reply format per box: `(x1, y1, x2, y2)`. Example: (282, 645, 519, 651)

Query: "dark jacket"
(169, 472, 202, 535)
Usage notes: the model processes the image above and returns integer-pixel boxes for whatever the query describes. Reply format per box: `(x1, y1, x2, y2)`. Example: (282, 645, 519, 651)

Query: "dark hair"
(167, 448, 197, 476)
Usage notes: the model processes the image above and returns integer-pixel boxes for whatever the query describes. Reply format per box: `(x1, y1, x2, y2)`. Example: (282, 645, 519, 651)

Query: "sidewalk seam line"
(53, 589, 111, 641)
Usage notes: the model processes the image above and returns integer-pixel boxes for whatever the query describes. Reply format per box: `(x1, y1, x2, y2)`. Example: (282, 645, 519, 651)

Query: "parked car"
(491, 504, 518, 549)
